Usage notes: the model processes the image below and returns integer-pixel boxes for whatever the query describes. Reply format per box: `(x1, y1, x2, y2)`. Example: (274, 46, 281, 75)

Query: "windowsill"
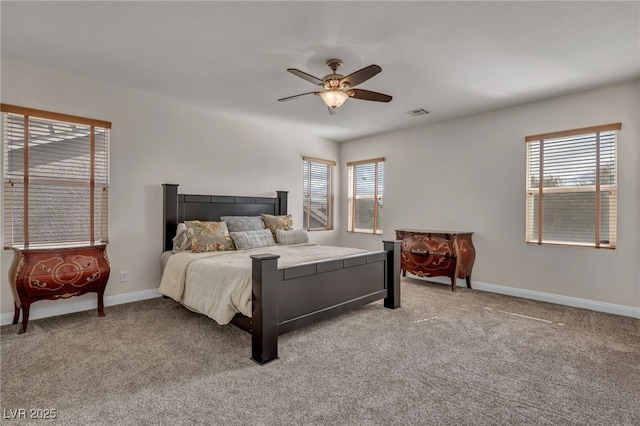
(526, 241, 615, 249)
(7, 241, 108, 251)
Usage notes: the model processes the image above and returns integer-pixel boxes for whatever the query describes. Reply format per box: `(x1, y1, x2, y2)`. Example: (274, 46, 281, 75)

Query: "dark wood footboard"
(247, 240, 401, 364)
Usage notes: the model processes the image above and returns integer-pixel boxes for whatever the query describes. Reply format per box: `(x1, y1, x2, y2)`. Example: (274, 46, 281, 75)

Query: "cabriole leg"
(20, 301, 31, 333)
(12, 303, 20, 324)
(97, 288, 106, 317)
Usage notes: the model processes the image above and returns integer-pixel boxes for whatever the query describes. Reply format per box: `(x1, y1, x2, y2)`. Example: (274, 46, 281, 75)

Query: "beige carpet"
(1, 278, 639, 425)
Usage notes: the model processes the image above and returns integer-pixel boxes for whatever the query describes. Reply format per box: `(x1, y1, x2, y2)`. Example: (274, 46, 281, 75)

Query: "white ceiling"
(2, 1, 639, 142)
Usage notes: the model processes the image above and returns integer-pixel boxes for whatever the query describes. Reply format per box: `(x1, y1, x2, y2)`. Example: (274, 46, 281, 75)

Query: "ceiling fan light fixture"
(279, 60, 391, 114)
(320, 90, 349, 109)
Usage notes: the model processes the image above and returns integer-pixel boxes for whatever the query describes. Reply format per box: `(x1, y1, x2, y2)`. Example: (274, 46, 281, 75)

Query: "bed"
(161, 184, 400, 364)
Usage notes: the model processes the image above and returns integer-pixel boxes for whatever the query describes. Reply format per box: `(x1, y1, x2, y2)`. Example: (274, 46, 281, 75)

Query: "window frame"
(525, 122, 621, 249)
(347, 157, 384, 235)
(2, 104, 111, 249)
(302, 156, 335, 231)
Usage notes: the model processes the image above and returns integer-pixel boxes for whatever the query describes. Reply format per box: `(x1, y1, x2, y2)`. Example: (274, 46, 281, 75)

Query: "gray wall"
(339, 80, 640, 313)
(0, 59, 341, 319)
(1, 59, 638, 321)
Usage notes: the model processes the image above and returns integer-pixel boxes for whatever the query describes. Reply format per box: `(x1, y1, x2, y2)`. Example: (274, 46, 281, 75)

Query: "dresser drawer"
(401, 252, 455, 275)
(401, 235, 453, 257)
(23, 252, 107, 297)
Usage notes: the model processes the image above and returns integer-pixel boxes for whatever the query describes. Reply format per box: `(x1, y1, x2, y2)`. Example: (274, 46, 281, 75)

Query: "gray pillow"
(276, 229, 309, 245)
(230, 229, 276, 250)
(220, 216, 265, 232)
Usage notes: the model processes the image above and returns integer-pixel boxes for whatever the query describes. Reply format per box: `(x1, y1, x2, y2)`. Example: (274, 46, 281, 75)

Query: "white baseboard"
(3, 278, 639, 327)
(406, 274, 640, 319)
(472, 281, 640, 319)
(0, 289, 162, 326)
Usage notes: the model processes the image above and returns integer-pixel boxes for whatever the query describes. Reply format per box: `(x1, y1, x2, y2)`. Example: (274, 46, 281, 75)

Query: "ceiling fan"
(278, 59, 392, 115)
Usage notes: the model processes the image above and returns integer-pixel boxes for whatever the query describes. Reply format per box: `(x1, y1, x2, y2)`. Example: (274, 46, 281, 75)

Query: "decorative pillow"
(276, 229, 309, 245)
(172, 223, 191, 252)
(230, 229, 276, 250)
(220, 216, 265, 233)
(185, 220, 235, 253)
(261, 214, 293, 239)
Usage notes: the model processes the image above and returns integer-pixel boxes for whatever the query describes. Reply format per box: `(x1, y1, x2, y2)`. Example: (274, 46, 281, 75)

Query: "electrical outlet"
(120, 271, 128, 283)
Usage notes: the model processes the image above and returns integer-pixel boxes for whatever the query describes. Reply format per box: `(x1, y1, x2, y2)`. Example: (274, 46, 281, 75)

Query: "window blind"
(347, 158, 384, 234)
(2, 104, 111, 249)
(303, 156, 335, 231)
(525, 123, 620, 248)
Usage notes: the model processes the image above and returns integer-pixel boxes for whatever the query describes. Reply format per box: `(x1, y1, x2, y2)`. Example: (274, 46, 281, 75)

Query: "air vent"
(406, 108, 430, 117)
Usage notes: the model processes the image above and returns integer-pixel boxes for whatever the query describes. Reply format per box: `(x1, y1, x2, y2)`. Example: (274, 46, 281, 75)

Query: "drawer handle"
(32, 279, 46, 288)
(409, 250, 453, 258)
(431, 252, 450, 257)
(409, 249, 428, 255)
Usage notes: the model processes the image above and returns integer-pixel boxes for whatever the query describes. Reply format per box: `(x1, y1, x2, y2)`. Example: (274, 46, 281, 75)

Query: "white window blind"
(347, 158, 384, 234)
(525, 123, 620, 248)
(303, 156, 335, 231)
(2, 104, 111, 249)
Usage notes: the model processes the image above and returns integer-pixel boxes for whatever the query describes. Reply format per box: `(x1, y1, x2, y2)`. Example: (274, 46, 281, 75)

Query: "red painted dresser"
(9, 245, 111, 332)
(395, 229, 475, 291)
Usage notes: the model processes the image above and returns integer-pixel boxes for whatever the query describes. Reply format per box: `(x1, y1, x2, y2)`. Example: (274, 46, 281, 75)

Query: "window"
(2, 104, 110, 249)
(303, 157, 335, 231)
(525, 123, 620, 248)
(347, 158, 384, 234)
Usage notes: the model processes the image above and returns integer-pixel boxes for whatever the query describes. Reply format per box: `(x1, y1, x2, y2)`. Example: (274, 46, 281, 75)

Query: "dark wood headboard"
(162, 184, 288, 252)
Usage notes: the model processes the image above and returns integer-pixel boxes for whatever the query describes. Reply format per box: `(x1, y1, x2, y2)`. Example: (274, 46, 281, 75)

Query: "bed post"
(250, 253, 280, 364)
(162, 184, 179, 252)
(383, 240, 401, 309)
(276, 191, 288, 215)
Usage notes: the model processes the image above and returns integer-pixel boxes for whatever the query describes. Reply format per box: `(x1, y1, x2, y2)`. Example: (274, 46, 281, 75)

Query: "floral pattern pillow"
(261, 214, 293, 240)
(185, 220, 235, 252)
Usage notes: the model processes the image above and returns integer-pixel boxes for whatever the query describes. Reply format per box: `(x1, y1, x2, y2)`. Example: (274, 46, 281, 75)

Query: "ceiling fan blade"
(328, 107, 338, 115)
(348, 89, 392, 103)
(287, 68, 324, 85)
(340, 65, 382, 88)
(277, 92, 319, 102)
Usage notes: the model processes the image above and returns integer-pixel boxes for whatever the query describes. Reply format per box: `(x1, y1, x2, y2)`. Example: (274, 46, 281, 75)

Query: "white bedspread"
(159, 244, 369, 325)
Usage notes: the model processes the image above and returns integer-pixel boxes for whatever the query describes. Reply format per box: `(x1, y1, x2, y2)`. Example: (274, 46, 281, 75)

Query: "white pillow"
(172, 223, 191, 252)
